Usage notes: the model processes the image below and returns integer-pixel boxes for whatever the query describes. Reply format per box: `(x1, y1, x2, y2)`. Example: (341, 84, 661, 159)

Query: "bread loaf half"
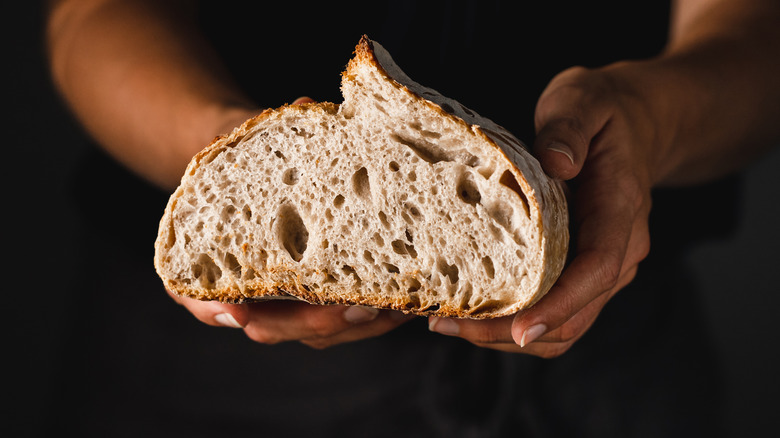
(154, 36, 568, 319)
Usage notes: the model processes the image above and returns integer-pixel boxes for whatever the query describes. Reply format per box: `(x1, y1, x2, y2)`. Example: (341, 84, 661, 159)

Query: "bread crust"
(154, 36, 568, 319)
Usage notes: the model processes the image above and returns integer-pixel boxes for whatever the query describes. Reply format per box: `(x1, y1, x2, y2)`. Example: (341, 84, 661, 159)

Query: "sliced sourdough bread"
(154, 36, 569, 319)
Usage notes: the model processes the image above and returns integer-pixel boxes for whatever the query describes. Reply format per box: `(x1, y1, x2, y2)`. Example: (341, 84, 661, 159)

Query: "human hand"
(429, 62, 657, 357)
(167, 291, 414, 349)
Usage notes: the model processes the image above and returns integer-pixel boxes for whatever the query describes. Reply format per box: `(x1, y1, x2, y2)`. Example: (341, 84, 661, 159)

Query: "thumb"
(292, 96, 315, 105)
(533, 66, 613, 180)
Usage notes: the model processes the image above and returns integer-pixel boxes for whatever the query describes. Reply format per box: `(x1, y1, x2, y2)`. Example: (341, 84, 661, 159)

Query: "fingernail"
(429, 317, 460, 336)
(215, 313, 243, 328)
(546, 142, 575, 166)
(520, 323, 547, 347)
(344, 306, 379, 323)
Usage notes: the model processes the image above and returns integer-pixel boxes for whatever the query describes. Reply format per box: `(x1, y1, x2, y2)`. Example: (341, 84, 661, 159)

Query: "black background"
(6, 2, 780, 437)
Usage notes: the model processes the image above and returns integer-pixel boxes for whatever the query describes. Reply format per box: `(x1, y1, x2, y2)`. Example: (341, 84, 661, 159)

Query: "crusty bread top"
(154, 36, 569, 319)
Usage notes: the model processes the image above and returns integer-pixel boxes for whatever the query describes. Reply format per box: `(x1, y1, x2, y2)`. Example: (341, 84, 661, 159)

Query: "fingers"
(510, 180, 651, 351)
(167, 289, 250, 328)
(534, 66, 614, 180)
(426, 262, 640, 357)
(168, 289, 414, 349)
(298, 310, 413, 349)
(241, 301, 410, 347)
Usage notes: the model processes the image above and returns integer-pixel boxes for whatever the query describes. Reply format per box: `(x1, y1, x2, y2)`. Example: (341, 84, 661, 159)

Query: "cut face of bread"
(154, 36, 568, 319)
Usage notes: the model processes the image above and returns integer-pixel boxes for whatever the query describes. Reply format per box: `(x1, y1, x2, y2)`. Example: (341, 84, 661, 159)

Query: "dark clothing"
(46, 1, 732, 436)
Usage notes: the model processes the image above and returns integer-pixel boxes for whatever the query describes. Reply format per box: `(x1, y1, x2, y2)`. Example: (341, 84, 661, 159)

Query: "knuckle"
(553, 65, 593, 84)
(554, 324, 582, 345)
(595, 253, 623, 291)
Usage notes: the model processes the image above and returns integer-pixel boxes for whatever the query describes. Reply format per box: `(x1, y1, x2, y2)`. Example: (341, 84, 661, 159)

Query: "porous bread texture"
(154, 36, 569, 319)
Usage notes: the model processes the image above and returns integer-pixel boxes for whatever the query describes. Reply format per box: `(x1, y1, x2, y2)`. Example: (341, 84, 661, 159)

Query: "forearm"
(649, 0, 780, 186)
(46, 0, 257, 190)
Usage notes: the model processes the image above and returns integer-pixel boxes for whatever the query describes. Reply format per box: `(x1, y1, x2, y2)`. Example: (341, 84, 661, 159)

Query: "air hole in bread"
(499, 170, 529, 216)
(477, 164, 495, 180)
(389, 161, 400, 172)
(333, 194, 345, 208)
(383, 262, 400, 274)
(420, 129, 441, 139)
(406, 203, 422, 220)
(192, 254, 222, 289)
(391, 240, 417, 258)
(470, 299, 504, 314)
(276, 204, 308, 262)
(377, 211, 390, 228)
(481, 256, 495, 279)
(220, 204, 237, 222)
(407, 277, 421, 293)
(323, 272, 338, 284)
(386, 278, 399, 292)
(290, 126, 313, 138)
(242, 205, 252, 221)
(224, 252, 242, 278)
(459, 282, 474, 309)
(352, 167, 371, 199)
(243, 267, 257, 281)
(363, 250, 375, 264)
(341, 265, 362, 284)
(406, 293, 421, 309)
(372, 232, 385, 247)
(456, 173, 481, 206)
(391, 133, 451, 164)
(166, 221, 177, 247)
(437, 258, 459, 285)
(282, 168, 299, 185)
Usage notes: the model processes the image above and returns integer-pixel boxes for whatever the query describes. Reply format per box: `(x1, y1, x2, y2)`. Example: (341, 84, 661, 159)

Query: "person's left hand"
(428, 62, 659, 357)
